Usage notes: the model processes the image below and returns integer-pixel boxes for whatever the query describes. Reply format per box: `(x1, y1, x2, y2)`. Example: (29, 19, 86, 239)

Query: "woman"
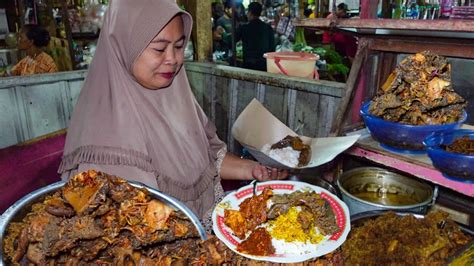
(59, 0, 286, 226)
(11, 24, 57, 76)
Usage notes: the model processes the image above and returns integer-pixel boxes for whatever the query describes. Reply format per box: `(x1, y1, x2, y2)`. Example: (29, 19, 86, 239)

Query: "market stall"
(1, 0, 474, 265)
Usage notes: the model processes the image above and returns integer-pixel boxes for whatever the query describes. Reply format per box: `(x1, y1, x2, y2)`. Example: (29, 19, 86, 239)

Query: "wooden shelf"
(294, 18, 474, 32)
(346, 129, 474, 198)
(293, 18, 474, 39)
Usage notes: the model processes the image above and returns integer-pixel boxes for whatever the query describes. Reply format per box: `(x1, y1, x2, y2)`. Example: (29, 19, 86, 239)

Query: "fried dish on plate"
(223, 187, 339, 257)
(369, 51, 467, 125)
(342, 211, 472, 265)
(224, 187, 273, 239)
(236, 227, 275, 256)
(261, 135, 312, 167)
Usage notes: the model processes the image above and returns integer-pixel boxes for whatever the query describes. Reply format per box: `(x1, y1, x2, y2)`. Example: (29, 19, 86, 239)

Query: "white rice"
(261, 144, 301, 168)
(272, 238, 319, 255)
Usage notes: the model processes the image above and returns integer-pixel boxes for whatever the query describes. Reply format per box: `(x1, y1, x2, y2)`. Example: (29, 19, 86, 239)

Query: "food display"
(261, 135, 311, 167)
(342, 211, 472, 265)
(444, 135, 474, 155)
(369, 51, 467, 125)
(212, 181, 350, 263)
(2, 170, 235, 265)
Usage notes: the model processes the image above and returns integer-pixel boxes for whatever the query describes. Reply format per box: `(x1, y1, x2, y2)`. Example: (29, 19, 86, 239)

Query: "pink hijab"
(60, 0, 225, 218)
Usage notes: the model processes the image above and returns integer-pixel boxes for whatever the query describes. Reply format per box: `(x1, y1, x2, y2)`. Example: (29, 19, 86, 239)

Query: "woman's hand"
(251, 164, 288, 181)
(219, 152, 288, 181)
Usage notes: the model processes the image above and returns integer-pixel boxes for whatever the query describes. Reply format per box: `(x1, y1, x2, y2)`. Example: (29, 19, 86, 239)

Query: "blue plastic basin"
(424, 129, 474, 183)
(360, 102, 467, 153)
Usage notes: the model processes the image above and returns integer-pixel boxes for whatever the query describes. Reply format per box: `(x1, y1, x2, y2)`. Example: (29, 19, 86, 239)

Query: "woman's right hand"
(251, 163, 288, 182)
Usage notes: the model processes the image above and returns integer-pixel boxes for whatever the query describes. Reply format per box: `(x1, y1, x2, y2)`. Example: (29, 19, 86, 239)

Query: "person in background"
(211, 1, 225, 28)
(216, 1, 233, 33)
(212, 24, 231, 56)
(322, 3, 358, 62)
(60, 0, 287, 229)
(10, 24, 57, 76)
(236, 2, 275, 71)
(212, 1, 232, 57)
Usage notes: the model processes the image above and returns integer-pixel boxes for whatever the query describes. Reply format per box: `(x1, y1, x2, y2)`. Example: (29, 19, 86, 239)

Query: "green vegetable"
(327, 63, 349, 76)
(292, 43, 306, 52)
(324, 49, 344, 64)
(294, 27, 307, 46)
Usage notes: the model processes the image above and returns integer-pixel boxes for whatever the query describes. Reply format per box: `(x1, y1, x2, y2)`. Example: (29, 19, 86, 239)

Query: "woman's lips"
(159, 72, 175, 79)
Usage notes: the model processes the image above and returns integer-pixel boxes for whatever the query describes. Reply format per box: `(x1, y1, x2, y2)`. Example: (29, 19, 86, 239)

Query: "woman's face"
(17, 30, 33, 51)
(132, 15, 185, 90)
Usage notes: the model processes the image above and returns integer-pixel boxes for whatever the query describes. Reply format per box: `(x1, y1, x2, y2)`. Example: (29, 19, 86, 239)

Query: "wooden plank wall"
(185, 62, 345, 154)
(0, 71, 86, 148)
(0, 64, 346, 152)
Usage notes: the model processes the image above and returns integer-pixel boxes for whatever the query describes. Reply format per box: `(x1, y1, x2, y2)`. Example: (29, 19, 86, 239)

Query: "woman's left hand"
(252, 164, 288, 181)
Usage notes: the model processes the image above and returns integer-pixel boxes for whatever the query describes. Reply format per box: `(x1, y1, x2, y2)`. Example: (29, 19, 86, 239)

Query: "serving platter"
(212, 180, 350, 263)
(0, 180, 207, 265)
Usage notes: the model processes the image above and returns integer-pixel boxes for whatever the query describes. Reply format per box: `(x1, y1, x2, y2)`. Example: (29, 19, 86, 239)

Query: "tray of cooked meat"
(0, 170, 212, 265)
(339, 210, 473, 265)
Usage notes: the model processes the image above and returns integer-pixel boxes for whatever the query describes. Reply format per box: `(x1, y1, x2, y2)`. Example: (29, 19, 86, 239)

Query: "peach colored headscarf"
(60, 0, 225, 218)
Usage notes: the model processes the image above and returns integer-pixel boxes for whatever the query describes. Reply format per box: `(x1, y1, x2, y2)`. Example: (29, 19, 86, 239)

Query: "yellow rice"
(268, 206, 324, 244)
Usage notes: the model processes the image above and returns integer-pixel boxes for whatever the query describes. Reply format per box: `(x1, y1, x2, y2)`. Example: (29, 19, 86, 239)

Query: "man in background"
(236, 2, 275, 71)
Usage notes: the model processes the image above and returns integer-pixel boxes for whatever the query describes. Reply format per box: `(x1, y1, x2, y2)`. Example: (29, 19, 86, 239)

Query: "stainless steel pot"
(336, 167, 436, 216)
(0, 180, 207, 265)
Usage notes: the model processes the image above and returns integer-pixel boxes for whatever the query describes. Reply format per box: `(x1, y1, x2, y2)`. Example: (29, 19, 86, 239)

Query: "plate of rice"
(212, 180, 351, 263)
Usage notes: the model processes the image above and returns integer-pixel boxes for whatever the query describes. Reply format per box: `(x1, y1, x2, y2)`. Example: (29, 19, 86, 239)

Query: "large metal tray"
(350, 210, 474, 265)
(0, 180, 207, 265)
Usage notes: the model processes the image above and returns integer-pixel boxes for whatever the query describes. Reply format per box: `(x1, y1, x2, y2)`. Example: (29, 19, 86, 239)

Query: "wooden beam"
(330, 38, 369, 136)
(294, 18, 474, 33)
(369, 38, 474, 59)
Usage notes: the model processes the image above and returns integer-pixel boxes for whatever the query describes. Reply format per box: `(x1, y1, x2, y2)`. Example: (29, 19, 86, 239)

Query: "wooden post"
(60, 0, 77, 70)
(298, 0, 305, 18)
(360, 0, 379, 19)
(178, 0, 212, 62)
(381, 0, 392, 18)
(330, 38, 369, 136)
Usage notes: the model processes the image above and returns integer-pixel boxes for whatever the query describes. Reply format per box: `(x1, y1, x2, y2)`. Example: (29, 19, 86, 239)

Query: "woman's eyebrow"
(151, 35, 185, 43)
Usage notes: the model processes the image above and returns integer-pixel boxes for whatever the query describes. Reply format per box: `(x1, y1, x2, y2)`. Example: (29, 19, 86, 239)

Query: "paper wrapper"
(232, 99, 360, 169)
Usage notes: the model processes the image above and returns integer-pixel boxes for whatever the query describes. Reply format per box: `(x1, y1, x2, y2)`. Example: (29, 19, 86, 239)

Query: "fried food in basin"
(369, 51, 467, 125)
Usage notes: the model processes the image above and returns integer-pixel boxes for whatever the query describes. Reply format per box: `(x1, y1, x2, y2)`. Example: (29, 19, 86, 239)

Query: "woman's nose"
(164, 48, 177, 65)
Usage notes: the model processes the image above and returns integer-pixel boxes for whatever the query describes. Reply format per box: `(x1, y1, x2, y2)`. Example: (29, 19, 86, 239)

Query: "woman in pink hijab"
(59, 0, 286, 224)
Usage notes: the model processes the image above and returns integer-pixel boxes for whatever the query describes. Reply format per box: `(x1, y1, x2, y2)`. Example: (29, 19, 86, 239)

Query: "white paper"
(232, 98, 360, 169)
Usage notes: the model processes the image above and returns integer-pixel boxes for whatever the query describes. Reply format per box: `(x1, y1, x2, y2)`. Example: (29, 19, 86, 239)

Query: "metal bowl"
(0, 180, 207, 264)
(337, 167, 435, 216)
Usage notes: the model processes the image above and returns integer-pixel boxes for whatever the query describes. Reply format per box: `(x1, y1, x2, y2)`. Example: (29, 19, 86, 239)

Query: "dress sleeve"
(194, 99, 227, 174)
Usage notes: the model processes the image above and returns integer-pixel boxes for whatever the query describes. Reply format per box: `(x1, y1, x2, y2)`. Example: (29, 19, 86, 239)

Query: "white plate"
(212, 180, 351, 263)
